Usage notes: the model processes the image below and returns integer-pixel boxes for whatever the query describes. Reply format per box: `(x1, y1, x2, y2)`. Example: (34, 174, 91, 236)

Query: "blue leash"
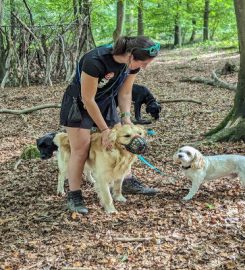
(137, 155, 166, 176)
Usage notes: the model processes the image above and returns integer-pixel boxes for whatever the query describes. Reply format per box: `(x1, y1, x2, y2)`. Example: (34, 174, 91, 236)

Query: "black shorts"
(60, 84, 120, 129)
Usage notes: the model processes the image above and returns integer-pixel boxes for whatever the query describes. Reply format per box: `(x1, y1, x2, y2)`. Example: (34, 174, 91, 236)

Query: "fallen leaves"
(1, 48, 245, 270)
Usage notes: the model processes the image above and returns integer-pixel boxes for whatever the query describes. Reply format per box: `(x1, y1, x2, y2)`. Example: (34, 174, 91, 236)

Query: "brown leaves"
(1, 49, 245, 270)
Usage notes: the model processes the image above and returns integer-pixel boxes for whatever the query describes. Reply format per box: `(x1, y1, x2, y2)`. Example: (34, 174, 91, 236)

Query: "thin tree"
(203, 0, 209, 41)
(113, 0, 125, 41)
(0, 0, 6, 81)
(205, 0, 245, 141)
(125, 0, 134, 36)
(174, 0, 182, 47)
(138, 0, 144, 36)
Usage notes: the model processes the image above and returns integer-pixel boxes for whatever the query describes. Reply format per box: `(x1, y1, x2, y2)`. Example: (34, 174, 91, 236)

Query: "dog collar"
(145, 98, 156, 107)
(182, 165, 191, 170)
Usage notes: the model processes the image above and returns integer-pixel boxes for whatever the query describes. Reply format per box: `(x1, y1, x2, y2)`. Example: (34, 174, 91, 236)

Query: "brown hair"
(112, 36, 158, 61)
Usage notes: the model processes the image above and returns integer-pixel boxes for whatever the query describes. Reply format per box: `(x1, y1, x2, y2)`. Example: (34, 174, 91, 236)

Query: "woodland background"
(0, 0, 237, 88)
(1, 0, 245, 270)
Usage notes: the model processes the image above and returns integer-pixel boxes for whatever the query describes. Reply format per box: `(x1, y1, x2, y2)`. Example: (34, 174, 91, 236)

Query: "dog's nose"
(178, 154, 183, 158)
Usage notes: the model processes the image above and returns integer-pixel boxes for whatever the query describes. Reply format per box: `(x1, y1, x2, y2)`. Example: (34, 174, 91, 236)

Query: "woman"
(60, 36, 160, 214)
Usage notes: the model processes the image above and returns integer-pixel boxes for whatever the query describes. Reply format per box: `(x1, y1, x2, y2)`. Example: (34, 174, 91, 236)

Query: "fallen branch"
(159, 98, 202, 105)
(0, 103, 61, 115)
(180, 76, 214, 85)
(180, 68, 237, 92)
(113, 237, 153, 242)
(211, 70, 237, 91)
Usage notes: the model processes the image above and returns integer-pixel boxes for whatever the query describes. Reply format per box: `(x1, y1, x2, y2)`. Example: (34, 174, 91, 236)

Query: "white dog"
(173, 146, 245, 200)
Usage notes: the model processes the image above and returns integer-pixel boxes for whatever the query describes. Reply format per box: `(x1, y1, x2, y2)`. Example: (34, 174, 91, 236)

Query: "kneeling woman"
(60, 36, 160, 214)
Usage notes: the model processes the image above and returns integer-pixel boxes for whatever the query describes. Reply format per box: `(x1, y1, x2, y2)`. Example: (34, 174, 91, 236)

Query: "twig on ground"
(159, 98, 202, 105)
(113, 237, 153, 242)
(180, 68, 237, 92)
(0, 103, 61, 115)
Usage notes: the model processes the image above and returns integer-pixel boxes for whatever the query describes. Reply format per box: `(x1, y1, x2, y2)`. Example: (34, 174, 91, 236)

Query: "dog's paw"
(113, 194, 127, 202)
(182, 195, 192, 201)
(133, 119, 152, 125)
(105, 205, 118, 214)
(57, 188, 65, 196)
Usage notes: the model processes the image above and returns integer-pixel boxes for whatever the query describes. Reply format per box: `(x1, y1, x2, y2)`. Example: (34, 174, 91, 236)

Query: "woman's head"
(112, 36, 160, 61)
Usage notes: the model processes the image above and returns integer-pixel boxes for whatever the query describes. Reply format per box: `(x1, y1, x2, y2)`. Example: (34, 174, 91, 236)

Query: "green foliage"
(188, 39, 239, 51)
(20, 144, 40, 160)
(1, 0, 238, 49)
(205, 203, 215, 210)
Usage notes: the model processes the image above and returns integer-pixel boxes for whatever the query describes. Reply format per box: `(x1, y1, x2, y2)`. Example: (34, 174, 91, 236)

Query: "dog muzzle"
(124, 136, 147, 154)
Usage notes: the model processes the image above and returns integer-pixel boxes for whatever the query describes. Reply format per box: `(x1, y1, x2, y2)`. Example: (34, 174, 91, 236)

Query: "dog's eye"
(124, 134, 131, 138)
(186, 151, 191, 156)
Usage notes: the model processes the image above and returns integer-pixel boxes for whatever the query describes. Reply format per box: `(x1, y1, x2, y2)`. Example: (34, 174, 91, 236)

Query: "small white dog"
(173, 146, 245, 200)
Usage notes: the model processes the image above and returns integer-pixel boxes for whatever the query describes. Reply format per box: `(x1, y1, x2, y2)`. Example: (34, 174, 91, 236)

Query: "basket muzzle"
(125, 136, 147, 154)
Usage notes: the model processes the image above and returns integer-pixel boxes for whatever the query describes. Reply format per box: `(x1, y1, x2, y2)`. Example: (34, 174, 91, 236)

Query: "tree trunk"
(0, 0, 6, 81)
(189, 19, 196, 43)
(203, 0, 209, 41)
(67, 0, 95, 82)
(125, 0, 134, 36)
(205, 0, 245, 142)
(137, 0, 144, 36)
(113, 0, 125, 42)
(174, 17, 182, 47)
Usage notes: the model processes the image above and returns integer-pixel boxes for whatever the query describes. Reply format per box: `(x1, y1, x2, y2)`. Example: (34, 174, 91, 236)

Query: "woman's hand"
(101, 128, 112, 150)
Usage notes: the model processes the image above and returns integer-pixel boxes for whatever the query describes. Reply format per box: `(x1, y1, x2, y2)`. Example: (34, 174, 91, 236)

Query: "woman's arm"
(118, 73, 137, 124)
(81, 71, 108, 131)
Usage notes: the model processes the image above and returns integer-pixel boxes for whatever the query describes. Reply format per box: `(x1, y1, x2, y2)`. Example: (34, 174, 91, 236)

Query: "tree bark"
(205, 0, 245, 142)
(125, 0, 134, 35)
(174, 1, 182, 47)
(0, 0, 6, 81)
(174, 18, 181, 47)
(203, 0, 209, 41)
(113, 0, 125, 42)
(137, 0, 144, 36)
(189, 19, 196, 43)
(67, 0, 95, 82)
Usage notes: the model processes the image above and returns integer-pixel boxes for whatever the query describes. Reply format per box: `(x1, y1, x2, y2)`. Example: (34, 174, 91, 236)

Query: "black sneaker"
(122, 176, 158, 196)
(67, 190, 88, 214)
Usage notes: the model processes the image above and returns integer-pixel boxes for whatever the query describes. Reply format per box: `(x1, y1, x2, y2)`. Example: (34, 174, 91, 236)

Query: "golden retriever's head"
(109, 124, 147, 154)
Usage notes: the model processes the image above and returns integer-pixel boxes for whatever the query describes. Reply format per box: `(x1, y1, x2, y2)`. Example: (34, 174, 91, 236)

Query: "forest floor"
(1, 47, 245, 270)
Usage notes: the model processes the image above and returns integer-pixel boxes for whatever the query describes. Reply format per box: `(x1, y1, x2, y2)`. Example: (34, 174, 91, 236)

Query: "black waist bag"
(68, 97, 82, 123)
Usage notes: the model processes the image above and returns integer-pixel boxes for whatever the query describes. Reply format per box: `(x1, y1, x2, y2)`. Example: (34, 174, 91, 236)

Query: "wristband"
(121, 112, 131, 118)
(101, 127, 109, 132)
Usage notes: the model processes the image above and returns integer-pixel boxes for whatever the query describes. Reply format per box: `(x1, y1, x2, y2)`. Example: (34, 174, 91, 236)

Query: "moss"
(206, 118, 245, 142)
(20, 144, 41, 160)
(205, 108, 233, 137)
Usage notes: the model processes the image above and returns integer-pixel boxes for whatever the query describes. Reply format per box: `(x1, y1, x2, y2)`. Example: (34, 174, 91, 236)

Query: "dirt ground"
(1, 47, 245, 270)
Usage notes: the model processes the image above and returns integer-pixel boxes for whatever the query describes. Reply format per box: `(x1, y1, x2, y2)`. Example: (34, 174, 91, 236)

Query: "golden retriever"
(53, 124, 146, 213)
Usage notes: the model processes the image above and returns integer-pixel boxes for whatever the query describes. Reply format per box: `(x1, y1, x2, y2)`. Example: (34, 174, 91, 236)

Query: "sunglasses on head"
(138, 43, 160, 56)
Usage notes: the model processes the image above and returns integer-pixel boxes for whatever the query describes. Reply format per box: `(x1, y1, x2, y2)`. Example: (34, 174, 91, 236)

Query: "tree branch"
(0, 103, 61, 115)
(180, 69, 237, 92)
(159, 98, 202, 105)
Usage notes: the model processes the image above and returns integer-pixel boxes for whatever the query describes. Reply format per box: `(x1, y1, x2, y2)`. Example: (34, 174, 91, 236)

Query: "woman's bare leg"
(66, 127, 90, 213)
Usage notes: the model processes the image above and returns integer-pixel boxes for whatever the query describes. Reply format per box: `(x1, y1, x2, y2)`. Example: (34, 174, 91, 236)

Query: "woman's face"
(128, 57, 154, 70)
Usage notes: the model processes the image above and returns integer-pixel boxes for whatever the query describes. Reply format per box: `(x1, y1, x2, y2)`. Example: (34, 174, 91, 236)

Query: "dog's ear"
(135, 125, 146, 136)
(158, 103, 162, 112)
(172, 151, 179, 163)
(191, 150, 205, 169)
